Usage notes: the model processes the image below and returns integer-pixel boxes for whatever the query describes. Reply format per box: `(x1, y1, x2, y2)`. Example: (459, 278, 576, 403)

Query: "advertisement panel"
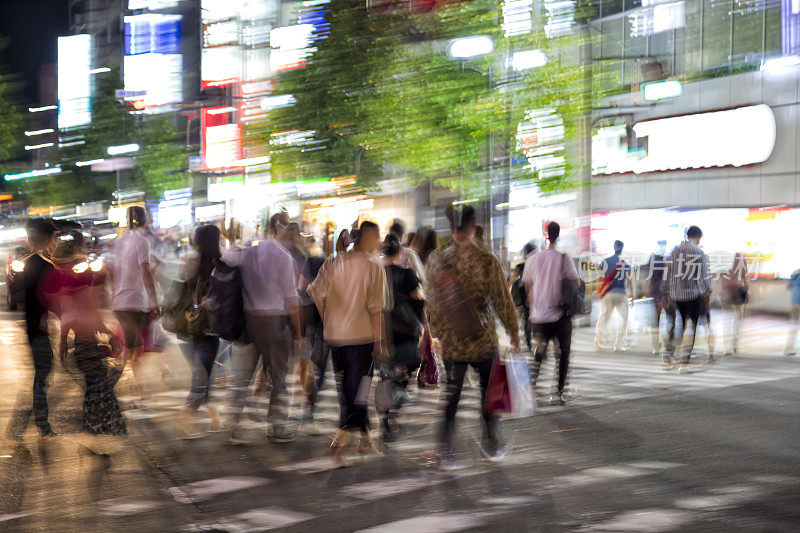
(58, 35, 91, 130)
(123, 14, 183, 113)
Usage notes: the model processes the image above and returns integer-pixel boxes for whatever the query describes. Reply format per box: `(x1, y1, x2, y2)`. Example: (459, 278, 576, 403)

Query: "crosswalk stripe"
(185, 507, 315, 532)
(168, 476, 271, 504)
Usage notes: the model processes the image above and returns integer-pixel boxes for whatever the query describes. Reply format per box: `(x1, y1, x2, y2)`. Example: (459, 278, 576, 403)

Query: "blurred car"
(6, 245, 28, 311)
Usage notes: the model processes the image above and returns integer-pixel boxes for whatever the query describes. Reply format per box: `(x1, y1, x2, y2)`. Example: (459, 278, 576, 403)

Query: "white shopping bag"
(505, 352, 536, 418)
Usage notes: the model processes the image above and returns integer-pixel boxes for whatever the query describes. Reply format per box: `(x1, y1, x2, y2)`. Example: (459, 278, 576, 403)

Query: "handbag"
(164, 278, 209, 338)
(560, 253, 585, 317)
(417, 332, 440, 387)
(355, 360, 375, 406)
(484, 355, 512, 415)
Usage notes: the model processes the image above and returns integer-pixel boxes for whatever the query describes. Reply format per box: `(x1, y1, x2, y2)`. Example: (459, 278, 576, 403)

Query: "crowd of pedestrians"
(2, 206, 782, 471)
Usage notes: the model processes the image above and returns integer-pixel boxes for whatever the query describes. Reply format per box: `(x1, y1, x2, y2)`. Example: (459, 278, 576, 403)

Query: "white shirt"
(223, 238, 298, 316)
(111, 229, 153, 312)
(522, 248, 579, 324)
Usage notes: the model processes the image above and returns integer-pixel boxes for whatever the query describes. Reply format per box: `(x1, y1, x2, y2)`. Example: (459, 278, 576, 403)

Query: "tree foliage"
(0, 37, 24, 173)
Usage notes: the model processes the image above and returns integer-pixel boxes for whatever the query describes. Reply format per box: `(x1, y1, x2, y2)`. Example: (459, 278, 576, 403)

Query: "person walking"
(379, 234, 424, 442)
(49, 230, 127, 455)
(511, 242, 536, 352)
(595, 240, 632, 351)
(108, 207, 160, 398)
(522, 221, 580, 405)
(645, 241, 676, 365)
(224, 217, 303, 444)
(179, 225, 223, 437)
(5, 219, 59, 442)
(722, 252, 750, 355)
(784, 267, 800, 356)
(308, 221, 388, 465)
(427, 206, 520, 466)
(663, 226, 712, 372)
(389, 218, 426, 284)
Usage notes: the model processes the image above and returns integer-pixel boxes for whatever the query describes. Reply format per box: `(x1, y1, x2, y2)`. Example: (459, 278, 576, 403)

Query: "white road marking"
(185, 507, 315, 532)
(169, 476, 271, 503)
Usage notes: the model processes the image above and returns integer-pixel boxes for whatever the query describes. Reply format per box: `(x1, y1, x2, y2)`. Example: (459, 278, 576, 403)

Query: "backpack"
(559, 253, 586, 317)
(163, 278, 209, 338)
(207, 258, 246, 342)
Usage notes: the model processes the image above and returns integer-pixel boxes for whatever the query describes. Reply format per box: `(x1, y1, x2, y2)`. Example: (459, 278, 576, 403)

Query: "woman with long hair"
(308, 221, 388, 465)
(179, 224, 223, 436)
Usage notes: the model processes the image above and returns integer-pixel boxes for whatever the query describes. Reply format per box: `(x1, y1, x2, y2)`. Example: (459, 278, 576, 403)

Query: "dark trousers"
(186, 335, 221, 410)
(305, 325, 330, 411)
(331, 343, 373, 432)
(522, 305, 532, 352)
(674, 297, 704, 362)
(437, 356, 498, 456)
(7, 335, 54, 436)
(531, 314, 572, 392)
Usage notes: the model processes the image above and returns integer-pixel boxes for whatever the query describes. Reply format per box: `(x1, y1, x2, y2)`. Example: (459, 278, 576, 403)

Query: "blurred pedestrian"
(664, 226, 711, 372)
(179, 225, 223, 438)
(722, 252, 750, 355)
(595, 240, 631, 351)
(108, 207, 160, 398)
(49, 230, 127, 455)
(410, 226, 438, 267)
(5, 218, 59, 442)
(379, 234, 424, 442)
(510, 242, 536, 352)
(784, 267, 800, 356)
(389, 218, 425, 285)
(427, 206, 520, 466)
(645, 241, 676, 364)
(523, 222, 579, 405)
(224, 217, 304, 444)
(308, 221, 388, 465)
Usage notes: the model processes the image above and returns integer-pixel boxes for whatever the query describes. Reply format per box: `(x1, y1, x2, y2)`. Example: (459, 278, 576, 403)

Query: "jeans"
(531, 314, 573, 393)
(595, 291, 629, 347)
(437, 356, 499, 457)
(185, 335, 221, 410)
(228, 314, 292, 428)
(6, 335, 54, 436)
(331, 343, 373, 432)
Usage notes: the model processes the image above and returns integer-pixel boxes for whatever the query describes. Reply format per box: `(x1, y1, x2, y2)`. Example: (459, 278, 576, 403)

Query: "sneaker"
(678, 364, 693, 374)
(224, 429, 248, 446)
(549, 392, 567, 406)
(304, 421, 324, 436)
(438, 454, 470, 471)
(661, 356, 675, 370)
(479, 441, 511, 462)
(269, 427, 295, 443)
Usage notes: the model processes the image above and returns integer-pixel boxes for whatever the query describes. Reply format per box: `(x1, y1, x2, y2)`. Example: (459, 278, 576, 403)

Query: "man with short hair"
(663, 225, 711, 371)
(225, 218, 303, 443)
(6, 219, 59, 440)
(522, 221, 579, 405)
(595, 240, 632, 351)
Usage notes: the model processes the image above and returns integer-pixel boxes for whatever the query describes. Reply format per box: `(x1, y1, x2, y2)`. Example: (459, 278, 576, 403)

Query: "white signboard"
(593, 105, 776, 175)
(58, 35, 92, 129)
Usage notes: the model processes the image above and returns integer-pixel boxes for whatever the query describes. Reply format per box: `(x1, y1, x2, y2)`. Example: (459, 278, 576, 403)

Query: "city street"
(0, 307, 797, 532)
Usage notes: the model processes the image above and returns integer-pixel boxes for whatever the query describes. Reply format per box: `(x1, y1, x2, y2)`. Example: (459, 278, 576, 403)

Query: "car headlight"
(89, 259, 104, 272)
(73, 262, 89, 274)
(10, 260, 24, 273)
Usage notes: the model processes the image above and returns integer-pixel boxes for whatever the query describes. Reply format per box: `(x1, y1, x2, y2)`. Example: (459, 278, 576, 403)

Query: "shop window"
(731, 1, 766, 63)
(702, 0, 733, 70)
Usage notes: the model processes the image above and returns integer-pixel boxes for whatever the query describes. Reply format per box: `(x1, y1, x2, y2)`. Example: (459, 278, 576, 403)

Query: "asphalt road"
(0, 308, 798, 532)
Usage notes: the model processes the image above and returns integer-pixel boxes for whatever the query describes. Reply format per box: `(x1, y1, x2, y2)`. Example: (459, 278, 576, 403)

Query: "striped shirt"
(664, 240, 711, 302)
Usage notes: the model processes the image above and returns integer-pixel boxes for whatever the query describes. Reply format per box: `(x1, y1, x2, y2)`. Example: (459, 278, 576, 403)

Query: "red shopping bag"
(418, 333, 440, 388)
(483, 355, 511, 415)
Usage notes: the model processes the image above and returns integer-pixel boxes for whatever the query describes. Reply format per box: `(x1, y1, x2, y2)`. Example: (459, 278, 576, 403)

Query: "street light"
(107, 143, 140, 156)
(446, 35, 494, 60)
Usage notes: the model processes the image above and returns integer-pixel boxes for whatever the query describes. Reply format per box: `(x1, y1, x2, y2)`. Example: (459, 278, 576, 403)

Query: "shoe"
(77, 444, 110, 459)
(614, 345, 629, 352)
(479, 441, 511, 462)
(268, 427, 295, 443)
(549, 392, 567, 406)
(705, 355, 718, 365)
(223, 429, 247, 446)
(208, 407, 224, 433)
(661, 356, 675, 370)
(783, 350, 795, 357)
(651, 349, 660, 357)
(357, 433, 381, 455)
(678, 364, 692, 374)
(331, 428, 354, 467)
(438, 454, 469, 471)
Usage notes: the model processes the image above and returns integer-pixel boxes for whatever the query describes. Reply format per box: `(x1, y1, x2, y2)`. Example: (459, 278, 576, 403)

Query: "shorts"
(114, 310, 148, 350)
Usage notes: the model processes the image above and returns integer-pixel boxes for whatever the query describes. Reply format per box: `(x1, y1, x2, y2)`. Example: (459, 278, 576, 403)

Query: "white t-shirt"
(111, 229, 153, 312)
(522, 248, 579, 324)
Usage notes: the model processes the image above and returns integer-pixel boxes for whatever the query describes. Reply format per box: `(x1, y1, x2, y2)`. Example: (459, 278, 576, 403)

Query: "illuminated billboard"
(202, 107, 242, 170)
(123, 14, 183, 113)
(58, 35, 91, 130)
(592, 105, 776, 175)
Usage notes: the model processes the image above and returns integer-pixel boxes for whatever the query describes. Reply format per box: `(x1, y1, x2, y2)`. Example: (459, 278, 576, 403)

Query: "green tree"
(0, 37, 24, 174)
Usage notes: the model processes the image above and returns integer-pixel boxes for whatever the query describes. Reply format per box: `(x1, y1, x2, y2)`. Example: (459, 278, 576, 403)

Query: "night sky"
(0, 0, 68, 103)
